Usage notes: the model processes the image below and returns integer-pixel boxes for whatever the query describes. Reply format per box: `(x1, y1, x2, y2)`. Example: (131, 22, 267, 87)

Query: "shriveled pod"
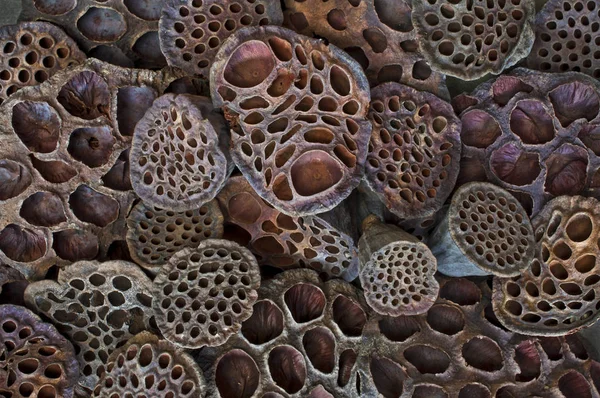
(429, 182, 536, 277)
(216, 175, 359, 281)
(160, 0, 283, 77)
(92, 332, 205, 397)
(366, 82, 461, 219)
(411, 0, 535, 80)
(210, 26, 372, 216)
(493, 196, 600, 336)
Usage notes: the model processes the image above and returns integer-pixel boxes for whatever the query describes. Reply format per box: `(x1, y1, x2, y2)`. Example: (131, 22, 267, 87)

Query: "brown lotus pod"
(210, 26, 372, 216)
(20, 0, 166, 68)
(358, 216, 439, 316)
(493, 195, 600, 336)
(283, 0, 449, 99)
(0, 58, 180, 279)
(454, 68, 600, 216)
(24, 260, 154, 393)
(527, 0, 600, 78)
(366, 82, 461, 220)
(160, 0, 283, 78)
(0, 22, 85, 105)
(126, 199, 224, 275)
(92, 332, 205, 397)
(216, 175, 360, 281)
(429, 182, 536, 277)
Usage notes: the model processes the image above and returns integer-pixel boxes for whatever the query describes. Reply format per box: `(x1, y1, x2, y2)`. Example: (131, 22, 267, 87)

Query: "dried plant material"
(283, 0, 449, 99)
(130, 93, 229, 211)
(0, 304, 79, 398)
(429, 182, 536, 277)
(211, 26, 372, 216)
(527, 0, 600, 78)
(153, 239, 260, 349)
(397, 205, 449, 242)
(217, 175, 359, 281)
(24, 260, 154, 392)
(454, 68, 600, 216)
(493, 195, 600, 336)
(126, 199, 224, 275)
(92, 332, 205, 397)
(20, 0, 166, 68)
(160, 0, 283, 77)
(366, 82, 461, 219)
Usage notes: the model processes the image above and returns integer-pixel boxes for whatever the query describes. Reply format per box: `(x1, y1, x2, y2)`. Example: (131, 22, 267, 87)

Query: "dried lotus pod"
(160, 0, 283, 77)
(429, 182, 536, 277)
(126, 199, 224, 275)
(92, 332, 205, 397)
(411, 0, 535, 80)
(0, 22, 85, 105)
(217, 175, 360, 281)
(527, 0, 600, 78)
(0, 304, 79, 398)
(24, 260, 154, 392)
(283, 0, 449, 99)
(210, 26, 372, 216)
(366, 82, 461, 220)
(130, 93, 229, 211)
(152, 239, 260, 349)
(493, 195, 600, 336)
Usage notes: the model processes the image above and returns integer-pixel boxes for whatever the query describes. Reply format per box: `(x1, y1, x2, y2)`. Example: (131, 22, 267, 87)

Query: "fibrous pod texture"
(216, 176, 359, 281)
(126, 199, 224, 275)
(153, 239, 260, 349)
(24, 260, 154, 392)
(19, 0, 166, 68)
(412, 0, 535, 80)
(210, 26, 372, 216)
(366, 82, 461, 219)
(0, 304, 79, 398)
(0, 22, 85, 105)
(527, 0, 600, 78)
(493, 195, 600, 336)
(455, 68, 600, 216)
(130, 93, 229, 211)
(429, 182, 536, 277)
(92, 332, 205, 398)
(283, 0, 450, 98)
(160, 0, 283, 77)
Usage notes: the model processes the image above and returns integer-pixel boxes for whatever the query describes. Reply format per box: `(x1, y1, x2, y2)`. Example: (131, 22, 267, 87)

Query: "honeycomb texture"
(153, 239, 260, 349)
(366, 82, 461, 219)
(283, 0, 450, 99)
(0, 22, 85, 105)
(19, 0, 166, 68)
(454, 68, 600, 216)
(0, 59, 180, 280)
(160, 0, 284, 77)
(527, 0, 600, 78)
(0, 304, 79, 398)
(210, 26, 372, 216)
(92, 332, 205, 398)
(216, 176, 359, 281)
(493, 195, 600, 336)
(126, 199, 224, 275)
(412, 0, 535, 80)
(24, 260, 154, 392)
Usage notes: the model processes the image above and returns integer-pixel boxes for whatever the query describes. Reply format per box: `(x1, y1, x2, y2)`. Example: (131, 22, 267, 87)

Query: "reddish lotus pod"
(210, 26, 372, 216)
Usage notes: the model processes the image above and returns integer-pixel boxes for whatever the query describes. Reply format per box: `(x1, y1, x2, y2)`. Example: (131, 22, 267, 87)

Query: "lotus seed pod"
(429, 182, 536, 277)
(210, 25, 372, 216)
(493, 195, 600, 336)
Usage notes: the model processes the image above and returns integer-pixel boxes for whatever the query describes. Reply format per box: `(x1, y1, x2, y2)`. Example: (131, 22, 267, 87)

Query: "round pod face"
(210, 26, 372, 216)
(411, 0, 535, 80)
(449, 182, 536, 276)
(153, 239, 261, 348)
(366, 82, 461, 219)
